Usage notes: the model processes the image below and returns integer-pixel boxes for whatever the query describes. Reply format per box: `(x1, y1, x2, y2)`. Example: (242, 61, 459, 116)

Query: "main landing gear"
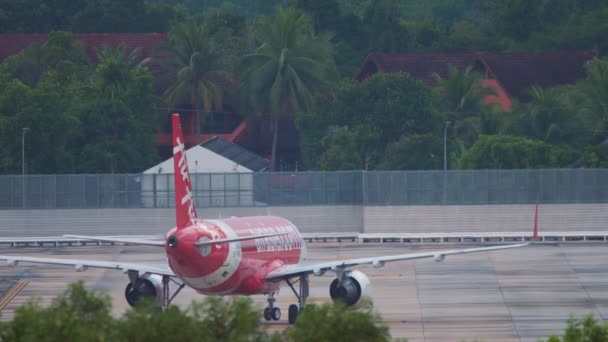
(285, 273, 309, 325)
(264, 274, 309, 324)
(160, 275, 186, 310)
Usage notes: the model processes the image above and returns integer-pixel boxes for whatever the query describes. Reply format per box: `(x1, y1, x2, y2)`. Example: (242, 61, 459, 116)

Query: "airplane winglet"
(533, 202, 539, 241)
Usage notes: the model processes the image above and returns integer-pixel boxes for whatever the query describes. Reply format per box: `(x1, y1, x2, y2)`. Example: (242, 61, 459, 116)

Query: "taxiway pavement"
(0, 243, 607, 341)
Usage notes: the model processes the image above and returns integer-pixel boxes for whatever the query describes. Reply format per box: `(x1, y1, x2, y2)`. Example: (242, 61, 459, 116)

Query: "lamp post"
(443, 121, 451, 204)
(22, 127, 30, 209)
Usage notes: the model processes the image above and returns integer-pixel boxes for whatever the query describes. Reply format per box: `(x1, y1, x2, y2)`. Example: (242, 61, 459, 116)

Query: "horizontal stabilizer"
(63, 235, 165, 247)
(195, 232, 289, 247)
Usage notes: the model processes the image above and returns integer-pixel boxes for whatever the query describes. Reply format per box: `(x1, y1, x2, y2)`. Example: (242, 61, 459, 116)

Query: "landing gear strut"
(263, 292, 281, 321)
(285, 273, 309, 325)
(161, 275, 185, 310)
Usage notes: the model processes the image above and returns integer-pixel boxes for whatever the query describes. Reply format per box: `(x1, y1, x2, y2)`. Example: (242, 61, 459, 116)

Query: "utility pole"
(22, 127, 30, 209)
(443, 121, 451, 204)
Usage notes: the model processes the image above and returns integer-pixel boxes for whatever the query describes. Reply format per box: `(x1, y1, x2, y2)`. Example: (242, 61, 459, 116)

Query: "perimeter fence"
(1, 169, 607, 209)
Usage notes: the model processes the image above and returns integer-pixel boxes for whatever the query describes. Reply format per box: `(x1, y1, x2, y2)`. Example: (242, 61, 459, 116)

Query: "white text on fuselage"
(173, 137, 196, 221)
(250, 226, 302, 253)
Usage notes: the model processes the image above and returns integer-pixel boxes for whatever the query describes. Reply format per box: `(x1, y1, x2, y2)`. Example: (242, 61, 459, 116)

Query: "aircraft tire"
(271, 307, 281, 321)
(263, 307, 272, 321)
(288, 304, 299, 325)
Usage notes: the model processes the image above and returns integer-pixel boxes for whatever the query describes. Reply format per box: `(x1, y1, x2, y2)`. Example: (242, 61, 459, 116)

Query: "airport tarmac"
(0, 243, 607, 341)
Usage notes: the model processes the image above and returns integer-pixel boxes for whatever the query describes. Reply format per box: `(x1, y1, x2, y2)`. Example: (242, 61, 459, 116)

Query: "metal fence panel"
(1, 169, 608, 209)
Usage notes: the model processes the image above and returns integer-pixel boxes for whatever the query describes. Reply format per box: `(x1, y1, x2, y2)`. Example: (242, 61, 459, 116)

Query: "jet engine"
(124, 274, 165, 307)
(329, 270, 372, 307)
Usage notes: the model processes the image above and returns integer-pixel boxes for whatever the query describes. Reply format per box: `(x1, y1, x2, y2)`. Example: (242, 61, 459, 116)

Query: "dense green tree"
(432, 64, 499, 148)
(0, 32, 88, 174)
(378, 134, 442, 170)
(0, 0, 179, 33)
(297, 73, 438, 170)
(318, 126, 380, 170)
(363, 0, 410, 53)
(577, 58, 608, 142)
(0, 0, 86, 33)
(504, 85, 590, 147)
(163, 16, 233, 144)
(76, 47, 158, 173)
(457, 135, 577, 169)
(0, 31, 90, 87)
(239, 6, 336, 170)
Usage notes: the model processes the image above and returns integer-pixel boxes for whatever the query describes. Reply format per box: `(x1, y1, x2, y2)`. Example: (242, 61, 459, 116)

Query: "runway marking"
(0, 280, 29, 310)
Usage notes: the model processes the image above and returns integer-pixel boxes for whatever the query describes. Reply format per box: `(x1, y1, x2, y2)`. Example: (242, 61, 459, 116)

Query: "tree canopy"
(1, 1, 608, 173)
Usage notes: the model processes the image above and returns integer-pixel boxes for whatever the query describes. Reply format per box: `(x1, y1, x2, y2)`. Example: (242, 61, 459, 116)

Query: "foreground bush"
(0, 282, 391, 341)
(540, 314, 608, 342)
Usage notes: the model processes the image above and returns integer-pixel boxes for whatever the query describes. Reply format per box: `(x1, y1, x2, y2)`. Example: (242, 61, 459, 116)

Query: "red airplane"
(0, 114, 538, 324)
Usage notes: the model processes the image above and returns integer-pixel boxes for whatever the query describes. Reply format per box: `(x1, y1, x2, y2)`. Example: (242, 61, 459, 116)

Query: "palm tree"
(432, 64, 498, 147)
(95, 43, 151, 99)
(238, 6, 336, 170)
(163, 18, 229, 144)
(578, 58, 608, 141)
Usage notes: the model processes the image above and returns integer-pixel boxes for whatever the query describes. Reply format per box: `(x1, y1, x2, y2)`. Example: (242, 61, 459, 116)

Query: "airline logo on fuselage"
(249, 226, 302, 252)
(173, 137, 196, 222)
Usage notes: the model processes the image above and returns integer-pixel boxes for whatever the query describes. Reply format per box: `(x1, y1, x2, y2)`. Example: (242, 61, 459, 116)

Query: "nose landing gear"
(263, 292, 281, 321)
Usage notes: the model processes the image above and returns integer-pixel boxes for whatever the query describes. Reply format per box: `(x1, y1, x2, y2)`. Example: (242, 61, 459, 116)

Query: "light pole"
(443, 121, 451, 204)
(22, 127, 30, 209)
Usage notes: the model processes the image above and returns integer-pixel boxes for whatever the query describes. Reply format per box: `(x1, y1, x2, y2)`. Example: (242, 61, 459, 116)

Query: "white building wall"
(141, 146, 254, 207)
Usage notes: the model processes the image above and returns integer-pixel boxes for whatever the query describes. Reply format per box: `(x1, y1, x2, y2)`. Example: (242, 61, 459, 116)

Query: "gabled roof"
(479, 51, 595, 98)
(356, 52, 479, 82)
(201, 136, 269, 172)
(356, 51, 596, 99)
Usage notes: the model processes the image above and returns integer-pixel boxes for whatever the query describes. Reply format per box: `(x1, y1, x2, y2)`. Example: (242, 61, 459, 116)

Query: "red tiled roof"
(479, 51, 596, 98)
(356, 51, 596, 99)
(356, 52, 478, 81)
(0, 33, 168, 63)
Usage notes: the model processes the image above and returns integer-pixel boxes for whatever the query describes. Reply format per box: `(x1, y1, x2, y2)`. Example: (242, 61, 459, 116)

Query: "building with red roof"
(356, 51, 596, 111)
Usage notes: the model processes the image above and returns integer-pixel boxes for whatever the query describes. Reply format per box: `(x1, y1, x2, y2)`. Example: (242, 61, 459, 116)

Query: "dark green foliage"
(0, 282, 394, 341)
(457, 135, 577, 169)
(378, 134, 443, 170)
(287, 300, 391, 342)
(297, 73, 438, 170)
(540, 314, 608, 342)
(0, 0, 180, 33)
(0, 281, 117, 341)
(0, 33, 158, 173)
(238, 6, 336, 170)
(1, 0, 608, 173)
(162, 11, 241, 144)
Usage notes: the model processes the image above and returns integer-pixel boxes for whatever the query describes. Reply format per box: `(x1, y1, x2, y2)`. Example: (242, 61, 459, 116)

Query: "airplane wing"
(0, 255, 175, 276)
(266, 242, 530, 280)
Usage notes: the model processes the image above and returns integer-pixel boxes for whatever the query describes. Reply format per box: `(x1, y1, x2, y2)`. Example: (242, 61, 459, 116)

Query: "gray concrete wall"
(0, 204, 606, 237)
(0, 206, 363, 237)
(363, 203, 608, 233)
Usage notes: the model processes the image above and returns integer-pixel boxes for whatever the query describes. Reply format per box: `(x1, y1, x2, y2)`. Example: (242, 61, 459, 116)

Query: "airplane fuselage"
(165, 215, 306, 295)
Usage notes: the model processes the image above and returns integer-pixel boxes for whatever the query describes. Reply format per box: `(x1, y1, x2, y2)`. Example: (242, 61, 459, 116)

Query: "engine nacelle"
(329, 270, 372, 307)
(124, 274, 165, 307)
